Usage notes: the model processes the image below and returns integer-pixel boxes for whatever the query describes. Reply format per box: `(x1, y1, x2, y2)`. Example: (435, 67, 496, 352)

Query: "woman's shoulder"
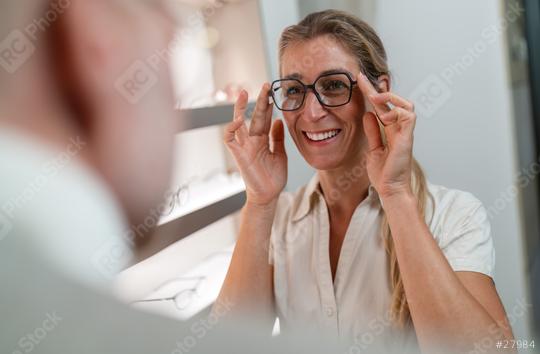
(427, 182, 484, 205)
(425, 181, 488, 225)
(425, 181, 495, 276)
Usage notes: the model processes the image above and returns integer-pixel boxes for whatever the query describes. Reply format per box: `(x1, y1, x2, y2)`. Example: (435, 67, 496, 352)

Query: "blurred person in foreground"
(0, 1, 325, 354)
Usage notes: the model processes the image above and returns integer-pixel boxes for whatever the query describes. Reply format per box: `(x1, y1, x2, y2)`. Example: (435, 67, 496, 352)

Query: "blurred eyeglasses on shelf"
(160, 169, 241, 216)
(131, 276, 206, 311)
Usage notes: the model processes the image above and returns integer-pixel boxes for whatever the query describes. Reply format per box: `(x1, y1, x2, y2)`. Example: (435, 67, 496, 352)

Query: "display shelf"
(130, 245, 234, 321)
(118, 0, 287, 311)
(133, 173, 245, 264)
(158, 172, 245, 226)
(178, 102, 256, 133)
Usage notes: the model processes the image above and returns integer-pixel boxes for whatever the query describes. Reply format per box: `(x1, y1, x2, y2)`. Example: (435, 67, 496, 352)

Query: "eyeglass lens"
(271, 73, 353, 111)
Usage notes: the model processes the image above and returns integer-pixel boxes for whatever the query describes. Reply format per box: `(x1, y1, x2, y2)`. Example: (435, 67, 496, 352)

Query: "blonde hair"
(278, 9, 429, 328)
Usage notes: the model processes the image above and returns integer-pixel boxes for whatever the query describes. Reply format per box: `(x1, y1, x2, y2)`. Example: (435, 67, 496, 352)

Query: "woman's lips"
(302, 129, 342, 146)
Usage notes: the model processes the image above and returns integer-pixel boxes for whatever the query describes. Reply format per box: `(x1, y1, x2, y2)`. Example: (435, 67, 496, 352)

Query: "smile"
(303, 129, 342, 142)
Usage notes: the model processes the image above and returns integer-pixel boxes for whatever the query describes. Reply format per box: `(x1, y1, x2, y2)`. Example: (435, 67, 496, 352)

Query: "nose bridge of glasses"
(303, 86, 328, 116)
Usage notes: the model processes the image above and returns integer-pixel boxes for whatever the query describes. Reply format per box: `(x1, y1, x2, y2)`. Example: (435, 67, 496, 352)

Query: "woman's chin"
(304, 155, 345, 171)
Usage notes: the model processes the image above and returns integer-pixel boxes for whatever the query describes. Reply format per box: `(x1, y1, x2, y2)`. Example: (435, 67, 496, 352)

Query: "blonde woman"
(217, 10, 514, 353)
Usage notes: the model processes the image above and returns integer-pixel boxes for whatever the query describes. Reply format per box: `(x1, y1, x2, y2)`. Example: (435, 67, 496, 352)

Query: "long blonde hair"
(278, 9, 429, 328)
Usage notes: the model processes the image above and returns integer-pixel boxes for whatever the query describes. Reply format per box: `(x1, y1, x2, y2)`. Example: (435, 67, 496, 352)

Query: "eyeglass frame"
(269, 71, 359, 112)
(129, 251, 233, 311)
(160, 169, 237, 217)
(130, 276, 206, 311)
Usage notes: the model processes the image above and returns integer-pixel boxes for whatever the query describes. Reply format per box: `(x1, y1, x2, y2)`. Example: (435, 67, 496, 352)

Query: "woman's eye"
(323, 80, 347, 91)
(286, 86, 303, 96)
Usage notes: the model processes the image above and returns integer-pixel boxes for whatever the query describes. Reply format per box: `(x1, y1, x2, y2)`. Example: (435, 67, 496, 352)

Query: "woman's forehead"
(280, 36, 360, 80)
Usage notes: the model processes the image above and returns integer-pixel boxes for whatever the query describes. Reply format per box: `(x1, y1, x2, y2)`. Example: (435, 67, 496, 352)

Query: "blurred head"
(0, 0, 179, 239)
(278, 10, 390, 171)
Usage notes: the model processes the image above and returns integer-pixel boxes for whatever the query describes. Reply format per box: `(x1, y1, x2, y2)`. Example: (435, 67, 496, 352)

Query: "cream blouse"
(268, 174, 495, 350)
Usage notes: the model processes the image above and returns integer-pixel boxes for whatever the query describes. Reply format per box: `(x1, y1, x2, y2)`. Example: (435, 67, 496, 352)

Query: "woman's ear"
(376, 74, 391, 93)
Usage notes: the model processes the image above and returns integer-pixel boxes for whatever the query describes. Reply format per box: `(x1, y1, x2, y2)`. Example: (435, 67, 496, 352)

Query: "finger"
(379, 107, 412, 126)
(249, 83, 271, 136)
(264, 103, 274, 134)
(357, 72, 391, 117)
(370, 92, 414, 111)
(223, 119, 243, 144)
(233, 90, 249, 121)
(236, 119, 248, 145)
(223, 119, 247, 145)
(362, 112, 385, 153)
(270, 119, 286, 155)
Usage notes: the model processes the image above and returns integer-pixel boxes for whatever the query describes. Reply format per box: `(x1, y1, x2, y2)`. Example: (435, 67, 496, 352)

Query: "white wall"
(373, 0, 531, 340)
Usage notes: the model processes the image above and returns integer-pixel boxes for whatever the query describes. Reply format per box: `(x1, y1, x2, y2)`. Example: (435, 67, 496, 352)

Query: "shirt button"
(326, 307, 334, 317)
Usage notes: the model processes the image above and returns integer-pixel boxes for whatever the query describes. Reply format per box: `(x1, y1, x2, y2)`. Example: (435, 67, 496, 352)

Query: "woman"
(217, 10, 514, 353)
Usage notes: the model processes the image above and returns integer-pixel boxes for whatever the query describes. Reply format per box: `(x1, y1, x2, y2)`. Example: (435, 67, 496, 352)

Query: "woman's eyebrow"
(282, 73, 302, 80)
(281, 68, 354, 81)
(319, 68, 353, 77)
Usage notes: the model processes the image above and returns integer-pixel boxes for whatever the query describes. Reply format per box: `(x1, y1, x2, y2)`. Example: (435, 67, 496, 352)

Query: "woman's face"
(280, 35, 367, 170)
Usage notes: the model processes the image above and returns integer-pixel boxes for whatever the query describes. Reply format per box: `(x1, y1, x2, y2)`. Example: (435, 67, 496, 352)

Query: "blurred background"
(112, 0, 540, 346)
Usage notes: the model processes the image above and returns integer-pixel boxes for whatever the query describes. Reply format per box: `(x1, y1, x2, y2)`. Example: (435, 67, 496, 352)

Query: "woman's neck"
(318, 150, 371, 217)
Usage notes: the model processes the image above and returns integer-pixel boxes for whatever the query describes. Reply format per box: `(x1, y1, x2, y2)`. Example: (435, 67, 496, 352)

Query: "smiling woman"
(276, 11, 426, 328)
(215, 9, 516, 354)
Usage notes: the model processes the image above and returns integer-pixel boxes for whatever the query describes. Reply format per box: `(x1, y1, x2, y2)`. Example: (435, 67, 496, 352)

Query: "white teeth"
(305, 130, 340, 141)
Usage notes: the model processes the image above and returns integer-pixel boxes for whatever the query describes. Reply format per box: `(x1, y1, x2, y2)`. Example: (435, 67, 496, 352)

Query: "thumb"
(363, 112, 385, 153)
(270, 119, 286, 155)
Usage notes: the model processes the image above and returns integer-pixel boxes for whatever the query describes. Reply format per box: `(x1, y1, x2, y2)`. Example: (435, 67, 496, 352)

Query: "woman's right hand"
(224, 83, 288, 206)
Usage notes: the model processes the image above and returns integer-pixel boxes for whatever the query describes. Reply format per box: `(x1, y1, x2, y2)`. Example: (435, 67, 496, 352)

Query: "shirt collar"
(291, 174, 379, 222)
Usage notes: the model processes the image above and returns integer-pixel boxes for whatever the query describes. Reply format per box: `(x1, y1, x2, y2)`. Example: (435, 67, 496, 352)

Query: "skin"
(0, 0, 179, 242)
(218, 34, 516, 353)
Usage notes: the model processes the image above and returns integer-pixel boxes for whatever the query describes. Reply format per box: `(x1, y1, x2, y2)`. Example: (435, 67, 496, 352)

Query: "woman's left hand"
(357, 72, 417, 200)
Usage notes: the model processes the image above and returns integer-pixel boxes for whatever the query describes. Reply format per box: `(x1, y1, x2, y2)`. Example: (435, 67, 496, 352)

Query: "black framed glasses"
(270, 72, 358, 111)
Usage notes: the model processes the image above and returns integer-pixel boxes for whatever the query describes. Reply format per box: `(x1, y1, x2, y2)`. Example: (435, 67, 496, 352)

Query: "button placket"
(333, 203, 371, 295)
(317, 199, 339, 334)
(325, 306, 335, 317)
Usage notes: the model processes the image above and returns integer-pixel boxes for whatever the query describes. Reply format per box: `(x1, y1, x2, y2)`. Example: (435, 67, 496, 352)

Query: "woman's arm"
(382, 193, 514, 353)
(212, 84, 287, 332)
(357, 71, 515, 353)
(215, 200, 277, 330)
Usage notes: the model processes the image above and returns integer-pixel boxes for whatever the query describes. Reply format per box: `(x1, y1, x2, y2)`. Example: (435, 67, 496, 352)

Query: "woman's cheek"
(283, 115, 298, 138)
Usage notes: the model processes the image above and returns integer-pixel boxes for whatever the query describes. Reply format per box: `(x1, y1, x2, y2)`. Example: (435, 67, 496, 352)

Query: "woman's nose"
(302, 91, 327, 122)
